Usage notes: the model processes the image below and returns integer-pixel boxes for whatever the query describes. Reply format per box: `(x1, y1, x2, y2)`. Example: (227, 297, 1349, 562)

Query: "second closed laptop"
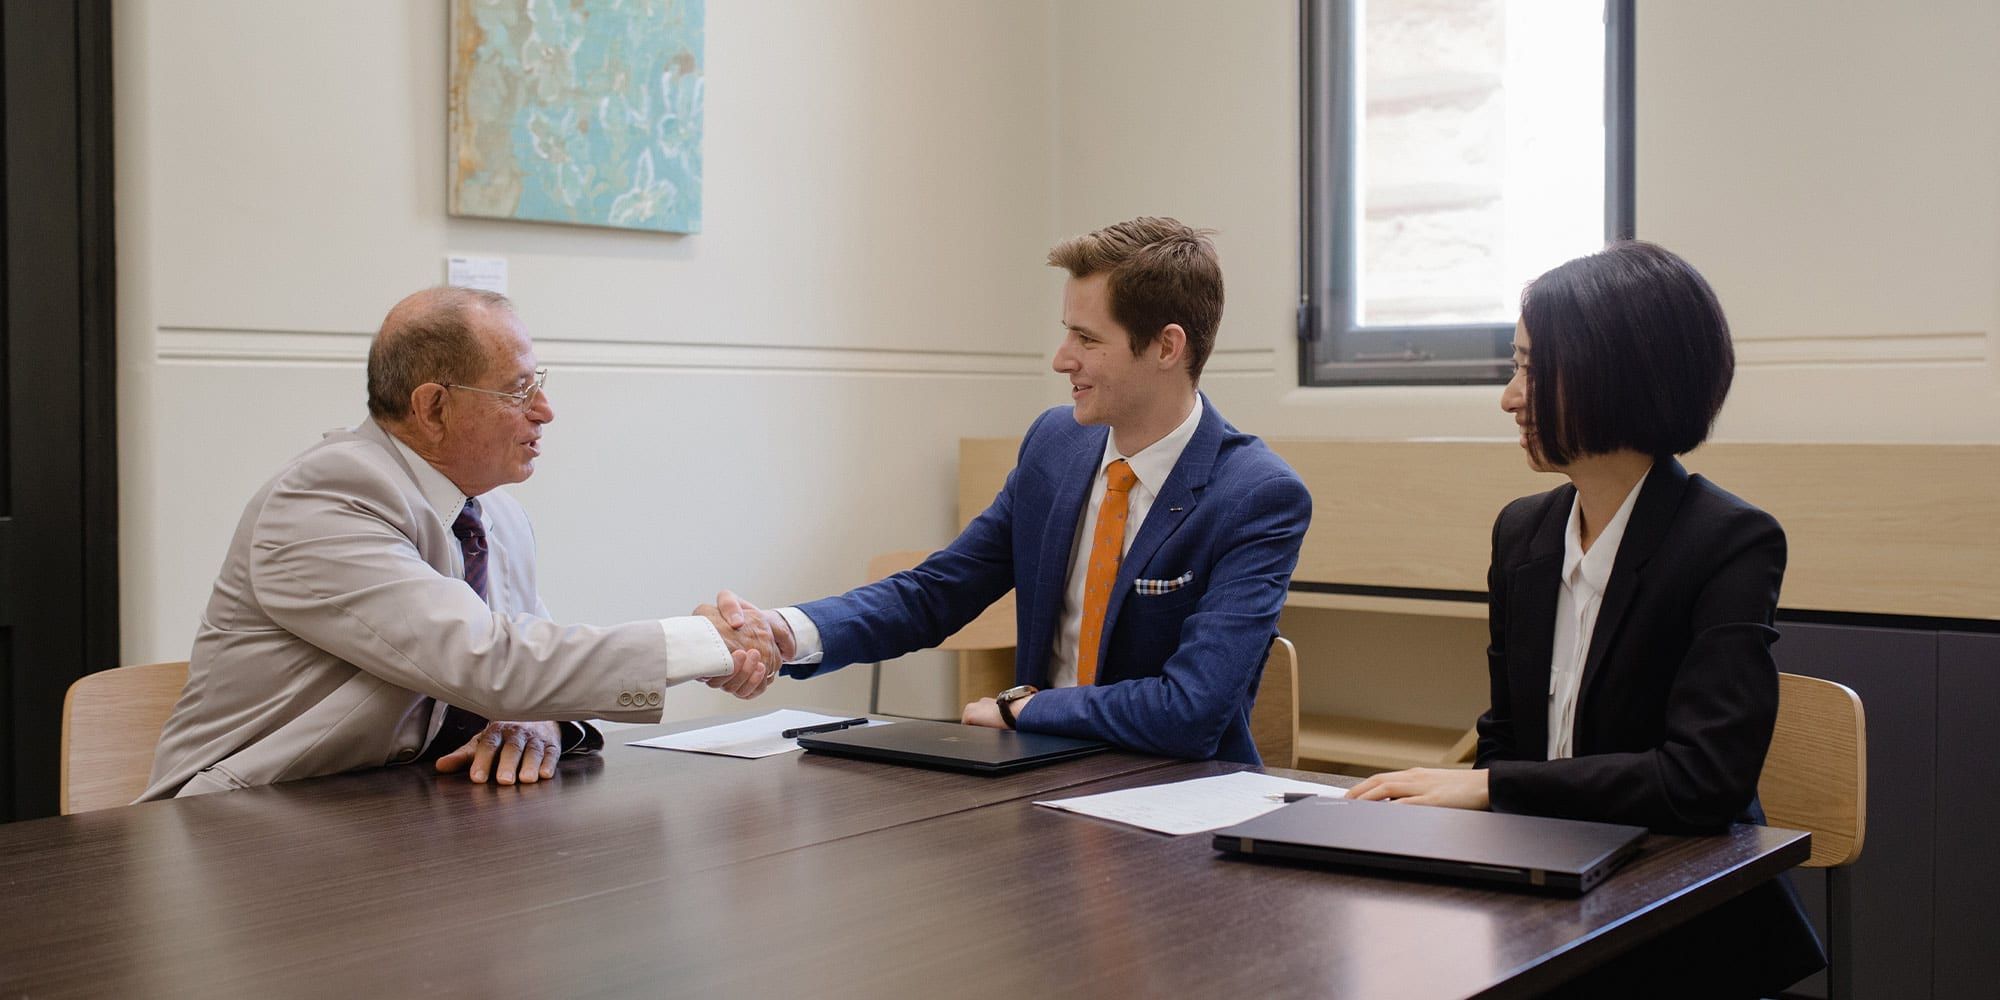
(798, 719, 1107, 775)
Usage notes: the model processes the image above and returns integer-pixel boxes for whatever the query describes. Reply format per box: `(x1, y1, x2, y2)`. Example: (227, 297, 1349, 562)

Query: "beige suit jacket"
(143, 417, 716, 800)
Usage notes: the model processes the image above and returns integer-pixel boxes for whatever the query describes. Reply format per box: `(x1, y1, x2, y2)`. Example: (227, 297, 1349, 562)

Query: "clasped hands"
(694, 589, 796, 699)
(687, 589, 1021, 727)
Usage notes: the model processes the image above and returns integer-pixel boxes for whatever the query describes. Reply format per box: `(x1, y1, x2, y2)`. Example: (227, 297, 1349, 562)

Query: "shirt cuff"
(660, 616, 736, 685)
(557, 720, 604, 755)
(776, 607, 824, 664)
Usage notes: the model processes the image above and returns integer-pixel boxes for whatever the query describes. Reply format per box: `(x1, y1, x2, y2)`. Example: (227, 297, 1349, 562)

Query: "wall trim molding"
(164, 328, 1987, 377)
(155, 325, 1049, 377)
(1734, 330, 1987, 368)
(1203, 347, 1281, 374)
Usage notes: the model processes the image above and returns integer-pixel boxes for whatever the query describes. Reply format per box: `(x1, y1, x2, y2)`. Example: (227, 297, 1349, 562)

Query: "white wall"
(119, 1, 2000, 719)
(1634, 0, 2000, 442)
(1051, 0, 2000, 444)
(115, 0, 1061, 718)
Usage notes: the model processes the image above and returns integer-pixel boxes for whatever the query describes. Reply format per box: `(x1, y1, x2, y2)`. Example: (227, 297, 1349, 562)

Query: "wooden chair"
(1445, 725, 1480, 765)
(1758, 671, 1867, 998)
(1760, 672, 1867, 866)
(1249, 636, 1299, 769)
(864, 550, 1017, 713)
(60, 660, 189, 814)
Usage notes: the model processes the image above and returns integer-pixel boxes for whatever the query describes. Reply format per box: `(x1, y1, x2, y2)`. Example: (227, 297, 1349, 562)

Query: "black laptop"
(797, 720, 1108, 775)
(1211, 795, 1645, 895)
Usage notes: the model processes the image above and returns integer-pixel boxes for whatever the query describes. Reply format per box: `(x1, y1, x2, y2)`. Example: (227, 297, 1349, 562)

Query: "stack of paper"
(626, 710, 886, 759)
(1036, 771, 1347, 836)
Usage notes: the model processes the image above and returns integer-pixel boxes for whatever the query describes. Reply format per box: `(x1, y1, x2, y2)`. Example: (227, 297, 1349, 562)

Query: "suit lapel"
(1508, 487, 1569, 758)
(1093, 399, 1222, 680)
(1022, 423, 1108, 687)
(1576, 458, 1691, 714)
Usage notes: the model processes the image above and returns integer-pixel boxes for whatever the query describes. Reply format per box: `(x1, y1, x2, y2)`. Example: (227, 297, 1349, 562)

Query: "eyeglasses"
(442, 367, 549, 410)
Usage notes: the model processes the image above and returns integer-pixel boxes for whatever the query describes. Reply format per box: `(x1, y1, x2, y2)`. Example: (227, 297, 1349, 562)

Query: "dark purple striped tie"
(423, 497, 491, 761)
(452, 497, 489, 601)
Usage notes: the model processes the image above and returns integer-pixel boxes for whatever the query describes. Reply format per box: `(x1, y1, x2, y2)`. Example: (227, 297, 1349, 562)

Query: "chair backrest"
(865, 549, 1016, 651)
(60, 660, 189, 815)
(1250, 637, 1299, 769)
(1759, 672, 1867, 868)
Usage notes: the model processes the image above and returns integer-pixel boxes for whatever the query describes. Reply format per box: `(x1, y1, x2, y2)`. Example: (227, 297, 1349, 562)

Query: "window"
(1299, 0, 1634, 386)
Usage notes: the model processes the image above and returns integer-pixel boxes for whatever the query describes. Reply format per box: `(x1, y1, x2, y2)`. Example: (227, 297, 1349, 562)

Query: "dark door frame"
(2, 0, 118, 822)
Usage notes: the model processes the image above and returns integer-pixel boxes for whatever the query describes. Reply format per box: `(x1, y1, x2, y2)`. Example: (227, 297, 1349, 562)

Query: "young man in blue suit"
(717, 217, 1310, 763)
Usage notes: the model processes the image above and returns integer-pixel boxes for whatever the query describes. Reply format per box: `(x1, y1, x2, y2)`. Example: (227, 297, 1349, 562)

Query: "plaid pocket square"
(1134, 571, 1194, 595)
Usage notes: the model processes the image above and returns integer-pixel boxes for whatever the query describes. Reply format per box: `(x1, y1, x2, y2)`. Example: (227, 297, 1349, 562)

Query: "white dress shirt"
(1546, 475, 1644, 760)
(1046, 396, 1202, 687)
(778, 397, 1204, 683)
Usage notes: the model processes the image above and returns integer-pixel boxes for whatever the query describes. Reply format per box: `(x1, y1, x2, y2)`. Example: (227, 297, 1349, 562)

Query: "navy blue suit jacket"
(784, 396, 1310, 763)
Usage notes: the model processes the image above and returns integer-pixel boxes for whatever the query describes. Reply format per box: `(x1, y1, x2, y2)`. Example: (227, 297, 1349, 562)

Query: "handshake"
(693, 590, 795, 699)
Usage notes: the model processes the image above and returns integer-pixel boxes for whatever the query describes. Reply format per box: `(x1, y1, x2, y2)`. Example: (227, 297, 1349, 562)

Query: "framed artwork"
(449, 0, 705, 233)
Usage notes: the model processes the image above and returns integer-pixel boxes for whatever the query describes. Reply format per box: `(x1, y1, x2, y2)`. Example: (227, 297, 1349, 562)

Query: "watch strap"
(995, 685, 1037, 729)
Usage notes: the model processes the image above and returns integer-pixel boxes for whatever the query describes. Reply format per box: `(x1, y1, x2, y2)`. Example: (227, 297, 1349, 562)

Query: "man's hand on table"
(436, 721, 564, 785)
(961, 693, 1030, 730)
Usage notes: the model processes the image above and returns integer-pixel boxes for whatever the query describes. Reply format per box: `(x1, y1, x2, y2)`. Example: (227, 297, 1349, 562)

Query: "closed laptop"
(798, 719, 1107, 775)
(1212, 795, 1645, 894)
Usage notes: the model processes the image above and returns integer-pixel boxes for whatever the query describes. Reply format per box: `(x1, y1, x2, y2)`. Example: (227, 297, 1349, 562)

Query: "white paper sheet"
(1035, 771, 1348, 836)
(626, 710, 888, 759)
(445, 254, 507, 293)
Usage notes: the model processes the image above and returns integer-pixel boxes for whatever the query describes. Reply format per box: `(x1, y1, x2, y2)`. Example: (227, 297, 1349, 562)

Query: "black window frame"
(1298, 0, 1636, 387)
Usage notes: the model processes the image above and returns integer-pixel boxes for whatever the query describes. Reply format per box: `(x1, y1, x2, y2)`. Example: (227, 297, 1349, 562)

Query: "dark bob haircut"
(1519, 241, 1734, 467)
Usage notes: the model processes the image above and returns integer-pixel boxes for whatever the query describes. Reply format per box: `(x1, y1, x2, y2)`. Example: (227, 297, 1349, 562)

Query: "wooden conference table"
(1, 715, 1808, 999)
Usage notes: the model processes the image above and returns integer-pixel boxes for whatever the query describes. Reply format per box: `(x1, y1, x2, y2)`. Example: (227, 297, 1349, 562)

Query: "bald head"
(366, 286, 515, 421)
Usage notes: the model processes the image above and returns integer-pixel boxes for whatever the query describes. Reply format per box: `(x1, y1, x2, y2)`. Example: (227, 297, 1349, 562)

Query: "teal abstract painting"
(449, 0, 704, 233)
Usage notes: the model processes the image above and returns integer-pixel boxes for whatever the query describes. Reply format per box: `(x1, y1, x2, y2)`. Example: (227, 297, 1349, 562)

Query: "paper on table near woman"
(1035, 771, 1347, 836)
(627, 710, 888, 759)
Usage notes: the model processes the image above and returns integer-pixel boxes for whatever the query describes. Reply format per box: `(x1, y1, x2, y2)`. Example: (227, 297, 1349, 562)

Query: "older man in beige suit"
(143, 287, 777, 800)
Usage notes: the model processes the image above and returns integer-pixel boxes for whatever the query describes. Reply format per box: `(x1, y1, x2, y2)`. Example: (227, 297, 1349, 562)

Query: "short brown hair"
(366, 287, 514, 420)
(1046, 217, 1224, 382)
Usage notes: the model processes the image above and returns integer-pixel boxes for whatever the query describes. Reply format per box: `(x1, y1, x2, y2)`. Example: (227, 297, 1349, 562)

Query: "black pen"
(1264, 791, 1324, 803)
(782, 717, 870, 739)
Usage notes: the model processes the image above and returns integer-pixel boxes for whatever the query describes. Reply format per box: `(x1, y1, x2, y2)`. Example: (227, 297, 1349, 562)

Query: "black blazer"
(1477, 458, 1824, 996)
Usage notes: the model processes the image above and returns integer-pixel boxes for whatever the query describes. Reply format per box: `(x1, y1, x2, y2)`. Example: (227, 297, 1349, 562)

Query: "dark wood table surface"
(0, 715, 1808, 999)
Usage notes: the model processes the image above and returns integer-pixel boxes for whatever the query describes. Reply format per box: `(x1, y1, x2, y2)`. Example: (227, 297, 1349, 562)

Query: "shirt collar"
(1097, 395, 1203, 494)
(1561, 470, 1646, 593)
(379, 421, 473, 530)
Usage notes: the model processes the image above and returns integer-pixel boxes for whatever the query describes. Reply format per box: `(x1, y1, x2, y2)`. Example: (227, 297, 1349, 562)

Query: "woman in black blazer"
(1352, 242, 1825, 997)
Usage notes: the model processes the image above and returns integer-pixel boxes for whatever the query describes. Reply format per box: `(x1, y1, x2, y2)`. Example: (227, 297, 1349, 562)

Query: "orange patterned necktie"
(1076, 460, 1138, 686)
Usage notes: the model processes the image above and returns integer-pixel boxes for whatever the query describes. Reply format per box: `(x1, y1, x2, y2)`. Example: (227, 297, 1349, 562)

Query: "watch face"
(998, 685, 1034, 702)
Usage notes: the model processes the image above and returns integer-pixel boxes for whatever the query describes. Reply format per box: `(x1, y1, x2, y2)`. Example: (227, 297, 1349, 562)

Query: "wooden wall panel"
(961, 438, 2000, 621)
